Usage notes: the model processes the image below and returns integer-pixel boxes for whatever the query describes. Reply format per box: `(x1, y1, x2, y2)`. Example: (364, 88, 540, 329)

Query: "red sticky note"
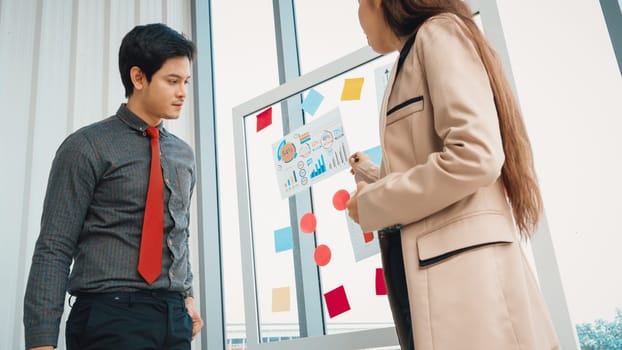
(324, 285, 351, 318)
(300, 213, 317, 234)
(314, 244, 331, 266)
(375, 268, 387, 295)
(363, 232, 374, 243)
(332, 189, 350, 211)
(256, 107, 272, 132)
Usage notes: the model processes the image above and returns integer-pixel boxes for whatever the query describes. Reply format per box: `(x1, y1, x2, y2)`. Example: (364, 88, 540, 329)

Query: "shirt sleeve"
(23, 132, 100, 349)
(357, 15, 505, 232)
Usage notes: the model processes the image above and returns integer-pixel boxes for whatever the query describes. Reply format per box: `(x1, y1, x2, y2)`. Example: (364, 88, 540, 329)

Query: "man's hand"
(185, 297, 204, 340)
(29, 347, 53, 350)
(346, 181, 368, 224)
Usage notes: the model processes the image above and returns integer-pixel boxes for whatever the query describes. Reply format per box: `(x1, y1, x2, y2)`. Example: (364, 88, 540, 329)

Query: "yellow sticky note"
(341, 77, 365, 101)
(272, 286, 290, 312)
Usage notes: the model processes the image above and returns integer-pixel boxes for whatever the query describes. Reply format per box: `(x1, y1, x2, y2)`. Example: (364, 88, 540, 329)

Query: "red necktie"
(138, 126, 164, 285)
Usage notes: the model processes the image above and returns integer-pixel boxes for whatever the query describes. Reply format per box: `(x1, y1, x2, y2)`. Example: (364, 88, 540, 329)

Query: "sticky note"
(256, 107, 272, 132)
(300, 213, 317, 234)
(314, 244, 331, 266)
(332, 189, 350, 211)
(274, 227, 293, 253)
(340, 77, 365, 101)
(302, 89, 324, 116)
(272, 286, 291, 312)
(324, 285, 351, 318)
(363, 145, 382, 165)
(375, 268, 387, 295)
(363, 232, 374, 243)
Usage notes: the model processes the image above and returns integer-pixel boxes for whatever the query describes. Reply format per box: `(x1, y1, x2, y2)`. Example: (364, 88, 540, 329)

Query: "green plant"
(576, 308, 622, 350)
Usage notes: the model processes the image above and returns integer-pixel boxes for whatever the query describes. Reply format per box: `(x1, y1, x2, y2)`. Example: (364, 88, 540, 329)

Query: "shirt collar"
(115, 103, 169, 137)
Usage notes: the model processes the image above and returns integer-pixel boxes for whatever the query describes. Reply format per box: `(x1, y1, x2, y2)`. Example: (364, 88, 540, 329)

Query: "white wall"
(0, 1, 200, 349)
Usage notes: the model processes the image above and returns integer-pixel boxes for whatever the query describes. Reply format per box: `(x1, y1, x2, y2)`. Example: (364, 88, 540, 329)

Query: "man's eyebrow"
(165, 74, 191, 80)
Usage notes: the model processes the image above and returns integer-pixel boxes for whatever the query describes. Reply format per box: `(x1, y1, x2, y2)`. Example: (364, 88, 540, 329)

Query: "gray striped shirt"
(23, 104, 196, 349)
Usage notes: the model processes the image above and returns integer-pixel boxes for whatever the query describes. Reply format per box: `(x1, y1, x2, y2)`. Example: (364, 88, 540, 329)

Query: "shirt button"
(165, 178, 170, 185)
(167, 238, 173, 246)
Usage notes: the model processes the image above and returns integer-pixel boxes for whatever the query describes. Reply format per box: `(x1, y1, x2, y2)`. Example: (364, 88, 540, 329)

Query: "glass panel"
(211, 0, 279, 348)
(243, 102, 302, 341)
(294, 0, 367, 74)
(241, 52, 398, 342)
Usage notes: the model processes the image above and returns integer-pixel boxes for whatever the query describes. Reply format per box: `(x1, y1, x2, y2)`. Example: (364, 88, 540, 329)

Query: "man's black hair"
(119, 23, 196, 97)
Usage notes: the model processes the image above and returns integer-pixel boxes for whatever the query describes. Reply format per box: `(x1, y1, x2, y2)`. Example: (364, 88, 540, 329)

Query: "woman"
(346, 1, 560, 349)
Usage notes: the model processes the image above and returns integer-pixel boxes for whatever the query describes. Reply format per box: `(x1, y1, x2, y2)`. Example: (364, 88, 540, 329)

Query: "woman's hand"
(349, 152, 371, 176)
(347, 181, 368, 224)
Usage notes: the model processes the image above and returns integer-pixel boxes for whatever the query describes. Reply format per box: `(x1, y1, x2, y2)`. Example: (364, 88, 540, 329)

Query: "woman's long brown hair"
(380, 0, 542, 237)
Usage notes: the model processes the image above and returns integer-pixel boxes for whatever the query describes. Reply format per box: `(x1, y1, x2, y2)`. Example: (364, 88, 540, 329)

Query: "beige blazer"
(355, 14, 559, 350)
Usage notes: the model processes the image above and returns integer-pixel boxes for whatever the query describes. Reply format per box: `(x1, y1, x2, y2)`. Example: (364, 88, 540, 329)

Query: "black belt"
(72, 290, 183, 303)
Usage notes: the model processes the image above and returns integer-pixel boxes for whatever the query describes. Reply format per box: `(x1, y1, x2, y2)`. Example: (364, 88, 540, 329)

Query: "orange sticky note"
(340, 77, 365, 101)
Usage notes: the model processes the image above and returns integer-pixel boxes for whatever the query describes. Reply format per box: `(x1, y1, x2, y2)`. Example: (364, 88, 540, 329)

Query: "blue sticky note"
(274, 227, 293, 253)
(301, 89, 324, 116)
(363, 145, 382, 165)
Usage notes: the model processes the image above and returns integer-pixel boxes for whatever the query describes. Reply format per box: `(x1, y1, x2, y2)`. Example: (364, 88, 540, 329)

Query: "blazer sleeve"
(357, 15, 505, 232)
(353, 159, 380, 184)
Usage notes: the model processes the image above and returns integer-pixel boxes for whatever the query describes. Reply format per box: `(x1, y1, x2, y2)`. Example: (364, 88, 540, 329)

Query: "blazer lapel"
(379, 56, 399, 174)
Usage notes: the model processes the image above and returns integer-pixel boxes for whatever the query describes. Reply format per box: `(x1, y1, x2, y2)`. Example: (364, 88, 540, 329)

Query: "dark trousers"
(379, 228, 415, 350)
(65, 290, 192, 350)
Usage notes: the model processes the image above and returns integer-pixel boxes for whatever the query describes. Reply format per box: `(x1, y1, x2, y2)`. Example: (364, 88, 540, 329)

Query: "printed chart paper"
(273, 108, 350, 199)
(374, 63, 393, 112)
(346, 192, 380, 262)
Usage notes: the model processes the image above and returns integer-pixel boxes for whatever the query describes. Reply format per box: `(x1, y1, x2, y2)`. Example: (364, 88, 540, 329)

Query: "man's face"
(141, 56, 191, 123)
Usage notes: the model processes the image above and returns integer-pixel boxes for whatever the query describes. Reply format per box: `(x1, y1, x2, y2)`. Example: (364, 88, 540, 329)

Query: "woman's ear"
(130, 66, 145, 91)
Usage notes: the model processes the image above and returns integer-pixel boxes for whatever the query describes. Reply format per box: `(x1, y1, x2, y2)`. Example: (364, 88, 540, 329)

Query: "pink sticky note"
(314, 244, 331, 267)
(300, 213, 317, 234)
(256, 107, 272, 132)
(324, 285, 351, 318)
(332, 189, 350, 211)
(375, 268, 387, 295)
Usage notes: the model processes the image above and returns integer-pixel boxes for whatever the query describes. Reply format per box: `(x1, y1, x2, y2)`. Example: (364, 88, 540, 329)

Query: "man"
(24, 23, 203, 350)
